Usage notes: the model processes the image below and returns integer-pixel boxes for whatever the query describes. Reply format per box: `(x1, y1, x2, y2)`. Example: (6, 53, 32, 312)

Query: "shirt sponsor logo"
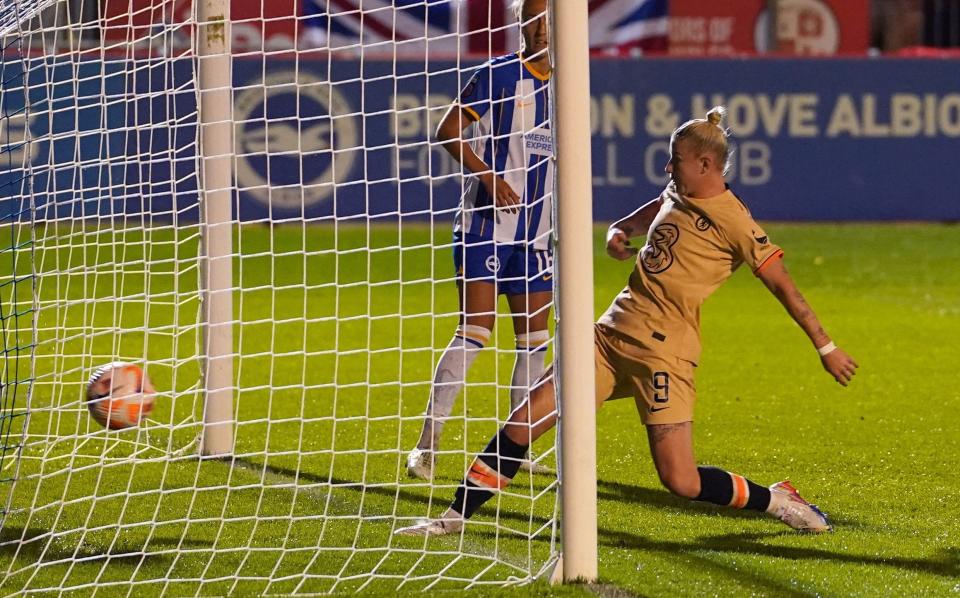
(524, 130, 554, 155)
(641, 223, 680, 274)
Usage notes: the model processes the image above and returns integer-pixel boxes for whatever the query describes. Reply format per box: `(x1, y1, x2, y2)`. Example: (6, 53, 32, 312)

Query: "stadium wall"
(2, 58, 958, 223)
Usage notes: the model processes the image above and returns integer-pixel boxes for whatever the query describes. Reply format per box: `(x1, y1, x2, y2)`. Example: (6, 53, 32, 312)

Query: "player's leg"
(443, 371, 558, 520)
(409, 279, 495, 468)
(407, 237, 500, 478)
(396, 327, 620, 536)
(644, 422, 830, 531)
(396, 371, 559, 535)
(502, 246, 553, 473)
(503, 246, 553, 415)
(639, 359, 831, 532)
(505, 289, 552, 473)
(505, 290, 551, 412)
(451, 323, 625, 517)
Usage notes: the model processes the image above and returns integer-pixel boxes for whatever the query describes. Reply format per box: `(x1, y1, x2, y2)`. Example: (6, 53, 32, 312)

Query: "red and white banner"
(103, 0, 301, 52)
(669, 0, 869, 56)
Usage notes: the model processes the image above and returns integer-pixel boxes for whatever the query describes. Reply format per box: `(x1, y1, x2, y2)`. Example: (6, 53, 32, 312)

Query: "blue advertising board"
(2, 57, 958, 223)
(0, 57, 199, 222)
(589, 58, 960, 221)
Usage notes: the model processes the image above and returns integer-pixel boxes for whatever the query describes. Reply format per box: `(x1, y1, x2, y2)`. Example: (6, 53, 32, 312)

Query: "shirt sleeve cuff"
(753, 249, 784, 275)
(460, 104, 481, 122)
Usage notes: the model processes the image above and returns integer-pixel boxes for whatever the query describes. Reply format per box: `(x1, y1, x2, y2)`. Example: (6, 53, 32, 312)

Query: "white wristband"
(817, 341, 837, 357)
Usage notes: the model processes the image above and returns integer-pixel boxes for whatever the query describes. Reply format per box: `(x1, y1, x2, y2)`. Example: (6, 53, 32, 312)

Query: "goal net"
(0, 0, 575, 593)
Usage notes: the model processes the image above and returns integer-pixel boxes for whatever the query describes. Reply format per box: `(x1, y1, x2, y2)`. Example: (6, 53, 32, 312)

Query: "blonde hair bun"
(706, 106, 726, 126)
(671, 105, 731, 175)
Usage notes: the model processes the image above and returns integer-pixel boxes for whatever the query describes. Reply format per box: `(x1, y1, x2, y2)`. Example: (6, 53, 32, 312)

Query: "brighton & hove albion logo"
(235, 71, 358, 210)
(754, 0, 839, 55)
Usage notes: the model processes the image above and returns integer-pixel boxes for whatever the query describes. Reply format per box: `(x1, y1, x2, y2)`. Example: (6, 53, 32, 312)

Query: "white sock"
(509, 330, 549, 414)
(415, 325, 490, 451)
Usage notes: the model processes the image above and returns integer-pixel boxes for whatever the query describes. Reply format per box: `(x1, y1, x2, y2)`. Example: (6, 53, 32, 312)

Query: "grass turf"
(0, 222, 957, 595)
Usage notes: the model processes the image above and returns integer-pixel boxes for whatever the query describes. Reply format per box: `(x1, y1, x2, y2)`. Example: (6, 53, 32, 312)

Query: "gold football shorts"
(594, 324, 696, 425)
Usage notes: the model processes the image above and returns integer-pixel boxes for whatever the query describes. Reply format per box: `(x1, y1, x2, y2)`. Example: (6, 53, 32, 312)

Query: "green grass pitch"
(0, 222, 957, 595)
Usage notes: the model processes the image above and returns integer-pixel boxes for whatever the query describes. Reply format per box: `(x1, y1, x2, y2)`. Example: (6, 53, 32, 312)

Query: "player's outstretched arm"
(606, 197, 662, 260)
(436, 105, 520, 213)
(757, 257, 859, 386)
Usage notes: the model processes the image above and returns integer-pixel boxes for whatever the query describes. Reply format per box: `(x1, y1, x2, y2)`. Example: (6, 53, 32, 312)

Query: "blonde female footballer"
(398, 106, 858, 536)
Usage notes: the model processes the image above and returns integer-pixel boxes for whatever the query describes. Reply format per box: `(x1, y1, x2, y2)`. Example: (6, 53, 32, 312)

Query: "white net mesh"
(0, 0, 561, 593)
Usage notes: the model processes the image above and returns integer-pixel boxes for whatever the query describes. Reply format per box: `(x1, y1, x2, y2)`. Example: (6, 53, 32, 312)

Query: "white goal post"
(197, 0, 235, 458)
(0, 0, 597, 592)
(552, 0, 598, 583)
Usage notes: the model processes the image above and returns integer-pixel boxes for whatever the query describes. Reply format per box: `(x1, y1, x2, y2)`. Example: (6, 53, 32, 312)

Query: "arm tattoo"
(788, 289, 813, 320)
(791, 289, 807, 306)
(788, 288, 827, 341)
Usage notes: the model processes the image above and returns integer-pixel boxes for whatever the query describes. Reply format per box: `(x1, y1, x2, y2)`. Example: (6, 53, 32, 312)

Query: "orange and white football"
(86, 362, 156, 430)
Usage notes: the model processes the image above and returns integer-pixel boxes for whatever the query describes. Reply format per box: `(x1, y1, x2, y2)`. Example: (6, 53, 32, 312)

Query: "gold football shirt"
(597, 187, 782, 363)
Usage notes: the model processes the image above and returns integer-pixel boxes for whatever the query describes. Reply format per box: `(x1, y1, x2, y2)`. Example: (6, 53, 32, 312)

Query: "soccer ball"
(86, 362, 156, 430)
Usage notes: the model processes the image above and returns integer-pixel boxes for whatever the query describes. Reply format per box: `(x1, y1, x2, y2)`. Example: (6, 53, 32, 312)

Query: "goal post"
(197, 0, 235, 458)
(552, 0, 599, 583)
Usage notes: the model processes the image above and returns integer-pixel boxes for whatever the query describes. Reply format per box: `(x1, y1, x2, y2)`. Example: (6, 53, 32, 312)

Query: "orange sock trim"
(466, 458, 509, 490)
(729, 473, 749, 509)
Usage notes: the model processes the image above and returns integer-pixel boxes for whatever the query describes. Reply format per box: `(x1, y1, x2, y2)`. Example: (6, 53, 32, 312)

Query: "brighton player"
(397, 107, 859, 535)
(405, 0, 554, 479)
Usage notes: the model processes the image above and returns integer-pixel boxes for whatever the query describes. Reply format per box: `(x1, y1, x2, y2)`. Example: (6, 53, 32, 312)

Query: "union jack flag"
(588, 0, 669, 54)
(303, 0, 484, 55)
(303, 0, 670, 56)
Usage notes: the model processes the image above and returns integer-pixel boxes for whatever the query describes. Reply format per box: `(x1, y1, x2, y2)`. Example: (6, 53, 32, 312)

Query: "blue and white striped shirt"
(453, 53, 553, 251)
